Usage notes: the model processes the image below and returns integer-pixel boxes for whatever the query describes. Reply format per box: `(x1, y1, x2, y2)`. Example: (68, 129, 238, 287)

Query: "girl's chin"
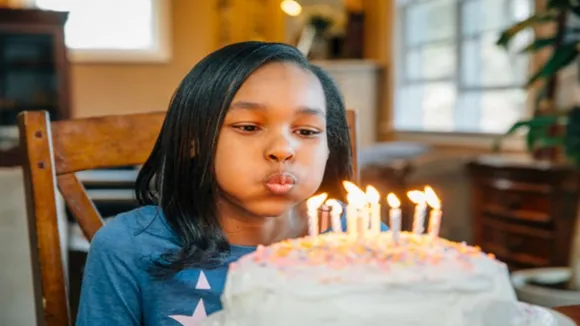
(247, 201, 303, 219)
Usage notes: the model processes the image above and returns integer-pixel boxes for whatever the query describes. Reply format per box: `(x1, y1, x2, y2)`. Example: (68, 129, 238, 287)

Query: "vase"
(308, 31, 329, 60)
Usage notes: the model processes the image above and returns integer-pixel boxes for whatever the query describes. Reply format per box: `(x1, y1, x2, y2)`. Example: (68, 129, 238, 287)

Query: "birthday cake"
(202, 184, 556, 326)
(213, 232, 552, 326)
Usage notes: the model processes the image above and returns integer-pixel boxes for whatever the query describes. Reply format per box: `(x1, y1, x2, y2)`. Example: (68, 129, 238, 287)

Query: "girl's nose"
(265, 134, 296, 163)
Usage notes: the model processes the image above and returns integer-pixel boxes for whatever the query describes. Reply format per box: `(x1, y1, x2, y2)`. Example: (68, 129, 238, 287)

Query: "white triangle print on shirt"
(169, 299, 207, 325)
(195, 271, 211, 290)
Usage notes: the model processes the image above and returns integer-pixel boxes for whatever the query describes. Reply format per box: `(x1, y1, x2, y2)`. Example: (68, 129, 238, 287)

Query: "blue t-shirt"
(76, 205, 388, 326)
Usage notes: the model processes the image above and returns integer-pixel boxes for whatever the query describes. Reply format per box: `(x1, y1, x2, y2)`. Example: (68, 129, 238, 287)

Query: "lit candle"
(387, 193, 401, 244)
(318, 204, 330, 232)
(366, 185, 381, 234)
(425, 186, 442, 239)
(345, 193, 361, 236)
(407, 190, 427, 235)
(356, 215, 366, 238)
(343, 181, 367, 237)
(306, 193, 328, 237)
(326, 199, 343, 232)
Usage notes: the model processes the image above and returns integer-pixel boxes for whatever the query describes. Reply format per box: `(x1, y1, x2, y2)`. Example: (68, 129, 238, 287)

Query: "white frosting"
(212, 232, 553, 326)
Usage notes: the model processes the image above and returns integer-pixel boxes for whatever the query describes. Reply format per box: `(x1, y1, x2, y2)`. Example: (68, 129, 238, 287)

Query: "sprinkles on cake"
(233, 231, 494, 276)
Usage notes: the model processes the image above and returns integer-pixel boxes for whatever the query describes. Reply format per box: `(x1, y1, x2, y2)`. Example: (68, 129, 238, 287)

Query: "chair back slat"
(18, 111, 70, 326)
(51, 112, 165, 175)
(57, 173, 104, 240)
(18, 108, 359, 326)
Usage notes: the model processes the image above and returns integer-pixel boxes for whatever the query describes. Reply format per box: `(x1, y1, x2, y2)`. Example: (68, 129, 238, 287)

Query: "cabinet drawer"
(481, 184, 551, 223)
(480, 219, 553, 267)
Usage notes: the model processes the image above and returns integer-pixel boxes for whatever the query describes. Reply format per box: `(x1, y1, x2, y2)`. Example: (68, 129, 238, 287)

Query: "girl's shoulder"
(97, 205, 174, 240)
(89, 205, 178, 265)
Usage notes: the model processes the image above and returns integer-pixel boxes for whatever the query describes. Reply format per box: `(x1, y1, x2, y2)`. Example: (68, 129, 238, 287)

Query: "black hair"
(135, 41, 352, 278)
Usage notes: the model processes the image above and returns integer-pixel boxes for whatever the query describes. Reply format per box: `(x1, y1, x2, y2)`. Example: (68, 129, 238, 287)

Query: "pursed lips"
(264, 172, 297, 195)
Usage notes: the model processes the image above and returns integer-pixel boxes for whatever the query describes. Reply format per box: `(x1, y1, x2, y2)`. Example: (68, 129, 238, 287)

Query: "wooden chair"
(18, 108, 359, 326)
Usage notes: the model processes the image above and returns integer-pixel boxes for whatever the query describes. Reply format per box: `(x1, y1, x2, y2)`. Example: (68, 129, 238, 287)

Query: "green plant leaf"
(493, 115, 562, 152)
(536, 136, 565, 147)
(527, 43, 578, 86)
(526, 126, 539, 151)
(501, 116, 560, 136)
(497, 11, 559, 48)
(565, 0, 580, 16)
(492, 115, 559, 152)
(520, 37, 558, 53)
(503, 121, 532, 136)
(548, 0, 571, 9)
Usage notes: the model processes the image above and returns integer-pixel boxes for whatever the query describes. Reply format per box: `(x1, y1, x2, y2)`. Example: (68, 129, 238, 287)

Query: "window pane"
(405, 0, 456, 46)
(458, 89, 527, 133)
(462, 0, 532, 36)
(461, 31, 531, 87)
(36, 0, 154, 50)
(406, 42, 456, 81)
(395, 86, 424, 131)
(462, 0, 511, 35)
(395, 0, 533, 134)
(512, 0, 533, 21)
(395, 83, 456, 131)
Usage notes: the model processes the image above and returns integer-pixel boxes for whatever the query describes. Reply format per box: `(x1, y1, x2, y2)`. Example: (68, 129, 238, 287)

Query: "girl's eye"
(296, 129, 321, 137)
(233, 125, 260, 133)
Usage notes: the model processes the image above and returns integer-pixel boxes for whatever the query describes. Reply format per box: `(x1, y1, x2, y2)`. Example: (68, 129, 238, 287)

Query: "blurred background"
(3, 0, 580, 324)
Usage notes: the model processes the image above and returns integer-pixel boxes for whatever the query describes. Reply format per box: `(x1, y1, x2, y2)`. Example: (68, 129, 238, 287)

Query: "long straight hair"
(135, 41, 352, 277)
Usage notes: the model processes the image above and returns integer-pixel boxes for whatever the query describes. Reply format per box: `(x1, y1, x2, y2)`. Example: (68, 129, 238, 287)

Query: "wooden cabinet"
(467, 155, 580, 271)
(0, 8, 70, 167)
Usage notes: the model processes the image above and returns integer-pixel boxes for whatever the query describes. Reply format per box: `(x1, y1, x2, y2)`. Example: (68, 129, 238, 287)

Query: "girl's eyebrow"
(230, 101, 324, 117)
(229, 101, 267, 110)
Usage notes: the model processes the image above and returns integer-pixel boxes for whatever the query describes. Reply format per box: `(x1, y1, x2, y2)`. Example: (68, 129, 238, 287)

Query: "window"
(34, 0, 171, 63)
(394, 0, 534, 134)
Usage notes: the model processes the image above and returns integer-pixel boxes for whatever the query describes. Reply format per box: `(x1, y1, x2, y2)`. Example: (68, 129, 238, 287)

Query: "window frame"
(32, 0, 172, 63)
(393, 0, 535, 139)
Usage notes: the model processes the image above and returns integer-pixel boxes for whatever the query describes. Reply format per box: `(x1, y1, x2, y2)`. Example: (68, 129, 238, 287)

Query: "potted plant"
(494, 0, 580, 307)
(296, 4, 346, 60)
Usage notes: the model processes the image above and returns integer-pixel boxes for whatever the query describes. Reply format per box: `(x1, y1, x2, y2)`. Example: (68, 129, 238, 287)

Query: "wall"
(361, 0, 394, 141)
(0, 168, 36, 326)
(0, 168, 67, 326)
(71, 0, 218, 118)
(69, 0, 394, 135)
(0, 2, 218, 324)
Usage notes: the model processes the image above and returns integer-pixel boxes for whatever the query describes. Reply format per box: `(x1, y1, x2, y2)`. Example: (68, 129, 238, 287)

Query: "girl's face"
(214, 62, 329, 219)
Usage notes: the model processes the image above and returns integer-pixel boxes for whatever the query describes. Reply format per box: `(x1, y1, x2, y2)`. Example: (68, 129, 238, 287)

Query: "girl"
(76, 41, 380, 326)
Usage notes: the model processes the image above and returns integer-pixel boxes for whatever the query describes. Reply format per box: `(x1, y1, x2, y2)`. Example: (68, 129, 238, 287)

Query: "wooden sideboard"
(0, 8, 71, 167)
(467, 155, 579, 271)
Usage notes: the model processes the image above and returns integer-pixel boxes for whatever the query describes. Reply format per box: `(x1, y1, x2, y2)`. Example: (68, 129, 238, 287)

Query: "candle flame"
(424, 186, 440, 209)
(407, 190, 426, 204)
(306, 193, 328, 211)
(343, 181, 366, 196)
(386, 193, 400, 208)
(365, 185, 380, 204)
(325, 199, 343, 215)
(346, 192, 366, 207)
